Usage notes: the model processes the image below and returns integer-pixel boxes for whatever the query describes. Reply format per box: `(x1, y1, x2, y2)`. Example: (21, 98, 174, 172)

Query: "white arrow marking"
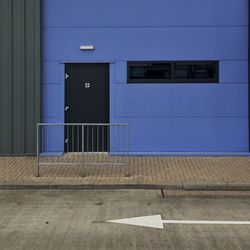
(107, 214, 250, 229)
(107, 215, 164, 229)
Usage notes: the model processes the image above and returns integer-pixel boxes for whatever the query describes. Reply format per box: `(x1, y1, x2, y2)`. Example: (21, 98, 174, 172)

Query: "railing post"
(36, 124, 40, 177)
(127, 124, 130, 167)
(81, 124, 85, 177)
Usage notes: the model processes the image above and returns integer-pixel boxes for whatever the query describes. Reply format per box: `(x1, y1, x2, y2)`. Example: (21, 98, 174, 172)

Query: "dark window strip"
(127, 61, 219, 83)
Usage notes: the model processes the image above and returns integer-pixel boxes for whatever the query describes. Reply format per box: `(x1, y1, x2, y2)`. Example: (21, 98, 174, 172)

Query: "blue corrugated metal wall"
(42, 0, 249, 155)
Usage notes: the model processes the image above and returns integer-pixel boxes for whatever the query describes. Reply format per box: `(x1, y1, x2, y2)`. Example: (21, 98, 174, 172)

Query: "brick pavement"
(0, 156, 250, 187)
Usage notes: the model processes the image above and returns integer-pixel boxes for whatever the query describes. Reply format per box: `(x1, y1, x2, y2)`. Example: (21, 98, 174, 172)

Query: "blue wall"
(42, 0, 249, 154)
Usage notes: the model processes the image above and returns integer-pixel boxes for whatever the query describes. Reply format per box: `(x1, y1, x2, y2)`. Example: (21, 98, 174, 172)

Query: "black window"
(128, 61, 219, 83)
(128, 62, 172, 81)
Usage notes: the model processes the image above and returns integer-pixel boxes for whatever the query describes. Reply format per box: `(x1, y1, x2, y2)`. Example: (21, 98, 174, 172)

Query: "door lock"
(84, 82, 91, 88)
(65, 106, 69, 111)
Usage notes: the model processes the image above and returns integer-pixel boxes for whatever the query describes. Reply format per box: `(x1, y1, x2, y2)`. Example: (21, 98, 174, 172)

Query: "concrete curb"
(183, 183, 228, 191)
(0, 184, 175, 190)
(0, 182, 250, 191)
(183, 182, 250, 191)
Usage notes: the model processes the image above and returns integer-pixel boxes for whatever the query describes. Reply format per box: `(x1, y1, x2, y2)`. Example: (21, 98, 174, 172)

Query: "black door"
(65, 64, 109, 152)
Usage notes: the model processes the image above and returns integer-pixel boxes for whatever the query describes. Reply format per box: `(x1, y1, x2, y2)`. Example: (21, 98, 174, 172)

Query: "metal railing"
(36, 123, 129, 177)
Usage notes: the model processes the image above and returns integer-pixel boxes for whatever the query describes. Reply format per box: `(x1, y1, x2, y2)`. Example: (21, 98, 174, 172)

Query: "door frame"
(56, 61, 115, 154)
(62, 62, 111, 152)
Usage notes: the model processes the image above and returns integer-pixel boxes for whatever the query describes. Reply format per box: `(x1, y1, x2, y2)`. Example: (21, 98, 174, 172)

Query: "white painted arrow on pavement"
(107, 214, 250, 229)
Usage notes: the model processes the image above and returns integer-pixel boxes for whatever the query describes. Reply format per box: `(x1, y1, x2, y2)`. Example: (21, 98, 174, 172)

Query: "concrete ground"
(1, 189, 250, 250)
(1, 156, 250, 188)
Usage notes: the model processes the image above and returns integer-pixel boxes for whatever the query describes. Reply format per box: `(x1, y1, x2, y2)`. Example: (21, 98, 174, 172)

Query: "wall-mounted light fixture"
(80, 45, 95, 50)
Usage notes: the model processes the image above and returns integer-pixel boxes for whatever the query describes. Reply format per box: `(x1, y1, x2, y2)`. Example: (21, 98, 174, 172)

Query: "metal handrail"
(36, 123, 129, 177)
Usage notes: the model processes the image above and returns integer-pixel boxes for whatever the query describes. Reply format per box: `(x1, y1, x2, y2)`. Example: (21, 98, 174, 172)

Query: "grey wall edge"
(249, 0, 250, 151)
(0, 0, 41, 156)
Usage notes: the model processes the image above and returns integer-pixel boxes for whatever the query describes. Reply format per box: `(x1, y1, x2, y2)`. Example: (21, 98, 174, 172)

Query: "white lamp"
(80, 45, 95, 50)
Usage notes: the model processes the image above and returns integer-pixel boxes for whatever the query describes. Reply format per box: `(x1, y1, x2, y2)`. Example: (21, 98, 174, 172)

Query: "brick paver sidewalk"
(0, 156, 250, 188)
